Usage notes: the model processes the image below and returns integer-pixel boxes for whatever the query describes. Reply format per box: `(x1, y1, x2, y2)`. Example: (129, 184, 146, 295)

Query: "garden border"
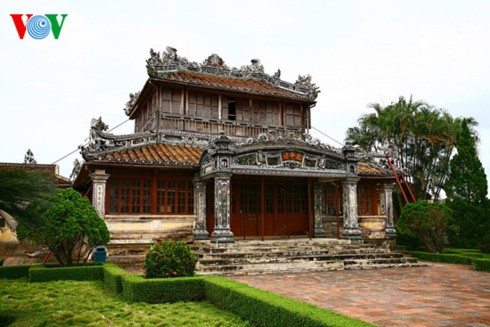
(0, 263, 374, 327)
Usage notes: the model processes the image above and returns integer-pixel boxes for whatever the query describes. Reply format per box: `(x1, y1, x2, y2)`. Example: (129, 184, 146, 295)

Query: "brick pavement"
(228, 263, 490, 327)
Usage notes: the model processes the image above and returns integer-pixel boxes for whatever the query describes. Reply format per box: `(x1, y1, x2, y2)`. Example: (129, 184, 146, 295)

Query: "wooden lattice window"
(323, 184, 342, 215)
(357, 186, 374, 215)
(109, 179, 152, 214)
(109, 177, 193, 215)
(156, 179, 194, 215)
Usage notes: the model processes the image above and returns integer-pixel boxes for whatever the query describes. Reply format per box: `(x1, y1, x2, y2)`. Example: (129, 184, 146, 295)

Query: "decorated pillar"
(382, 183, 397, 238)
(90, 169, 110, 219)
(193, 178, 208, 240)
(341, 177, 362, 239)
(314, 182, 326, 237)
(211, 173, 234, 243)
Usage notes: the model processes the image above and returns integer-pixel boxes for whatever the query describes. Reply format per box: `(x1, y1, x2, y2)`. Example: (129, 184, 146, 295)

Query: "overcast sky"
(1, 1, 489, 189)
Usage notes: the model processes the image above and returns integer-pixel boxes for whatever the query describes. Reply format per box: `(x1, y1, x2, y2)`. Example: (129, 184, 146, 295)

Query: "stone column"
(314, 182, 326, 237)
(341, 177, 362, 239)
(382, 183, 397, 238)
(90, 169, 110, 219)
(193, 178, 208, 240)
(211, 173, 234, 243)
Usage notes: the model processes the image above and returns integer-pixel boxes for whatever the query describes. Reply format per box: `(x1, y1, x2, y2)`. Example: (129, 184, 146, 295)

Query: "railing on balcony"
(158, 114, 304, 139)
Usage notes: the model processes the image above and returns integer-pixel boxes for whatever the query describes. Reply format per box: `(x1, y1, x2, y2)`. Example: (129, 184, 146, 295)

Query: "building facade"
(73, 47, 396, 244)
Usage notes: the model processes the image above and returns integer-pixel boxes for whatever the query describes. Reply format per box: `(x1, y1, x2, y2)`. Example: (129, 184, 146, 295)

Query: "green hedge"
(121, 274, 206, 303)
(203, 276, 374, 327)
(473, 259, 490, 272)
(409, 252, 473, 265)
(103, 263, 128, 295)
(0, 265, 31, 279)
(0, 258, 4, 266)
(29, 265, 104, 282)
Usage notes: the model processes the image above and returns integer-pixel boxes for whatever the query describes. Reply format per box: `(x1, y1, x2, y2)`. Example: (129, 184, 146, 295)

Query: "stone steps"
(193, 239, 427, 275)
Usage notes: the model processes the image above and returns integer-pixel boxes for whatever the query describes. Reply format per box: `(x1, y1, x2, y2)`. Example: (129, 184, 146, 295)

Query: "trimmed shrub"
(103, 263, 128, 295)
(203, 276, 374, 327)
(29, 264, 103, 282)
(0, 265, 31, 279)
(0, 312, 16, 326)
(121, 274, 205, 303)
(477, 233, 490, 254)
(397, 200, 452, 253)
(409, 252, 473, 265)
(144, 240, 198, 278)
(473, 259, 490, 272)
(0, 258, 4, 266)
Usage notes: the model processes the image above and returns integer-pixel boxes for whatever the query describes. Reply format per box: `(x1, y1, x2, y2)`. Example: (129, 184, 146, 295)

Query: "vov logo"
(10, 14, 68, 40)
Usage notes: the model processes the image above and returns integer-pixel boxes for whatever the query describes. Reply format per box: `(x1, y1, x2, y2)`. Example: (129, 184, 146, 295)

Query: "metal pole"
(386, 156, 409, 204)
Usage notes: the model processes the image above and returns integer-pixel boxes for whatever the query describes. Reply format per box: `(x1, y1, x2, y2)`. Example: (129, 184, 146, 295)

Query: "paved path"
(228, 264, 490, 327)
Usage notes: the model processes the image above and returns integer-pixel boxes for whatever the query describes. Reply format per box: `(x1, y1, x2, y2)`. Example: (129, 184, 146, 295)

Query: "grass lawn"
(0, 279, 251, 327)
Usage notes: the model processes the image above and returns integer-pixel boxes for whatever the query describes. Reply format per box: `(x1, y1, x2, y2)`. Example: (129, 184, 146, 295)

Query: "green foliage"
(203, 276, 374, 327)
(144, 240, 198, 278)
(29, 264, 104, 282)
(445, 120, 487, 204)
(395, 227, 424, 251)
(103, 263, 128, 295)
(0, 168, 56, 227)
(473, 258, 490, 272)
(409, 251, 473, 265)
(397, 200, 452, 253)
(121, 274, 205, 303)
(346, 96, 477, 200)
(444, 120, 489, 249)
(0, 258, 4, 266)
(477, 232, 490, 254)
(0, 278, 250, 327)
(19, 188, 110, 266)
(0, 265, 30, 279)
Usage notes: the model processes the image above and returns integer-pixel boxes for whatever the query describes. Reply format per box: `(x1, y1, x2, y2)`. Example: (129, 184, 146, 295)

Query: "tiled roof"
(357, 164, 393, 176)
(92, 144, 203, 167)
(154, 71, 310, 100)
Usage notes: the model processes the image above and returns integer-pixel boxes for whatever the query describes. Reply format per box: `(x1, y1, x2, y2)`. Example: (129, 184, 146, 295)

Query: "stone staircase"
(192, 238, 427, 275)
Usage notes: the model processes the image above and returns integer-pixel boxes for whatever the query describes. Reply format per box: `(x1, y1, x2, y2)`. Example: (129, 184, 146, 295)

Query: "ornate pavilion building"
(73, 47, 397, 246)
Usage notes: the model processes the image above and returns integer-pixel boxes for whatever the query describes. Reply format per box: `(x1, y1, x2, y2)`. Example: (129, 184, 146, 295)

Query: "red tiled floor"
(228, 264, 490, 327)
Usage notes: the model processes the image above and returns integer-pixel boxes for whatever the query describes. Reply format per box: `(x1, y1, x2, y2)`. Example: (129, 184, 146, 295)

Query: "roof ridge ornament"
(124, 91, 140, 116)
(145, 46, 320, 101)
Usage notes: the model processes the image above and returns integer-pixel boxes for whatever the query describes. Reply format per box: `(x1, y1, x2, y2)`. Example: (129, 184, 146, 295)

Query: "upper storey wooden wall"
(134, 86, 308, 138)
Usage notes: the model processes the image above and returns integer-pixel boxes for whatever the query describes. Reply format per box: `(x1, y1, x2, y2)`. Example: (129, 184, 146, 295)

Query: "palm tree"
(346, 96, 475, 201)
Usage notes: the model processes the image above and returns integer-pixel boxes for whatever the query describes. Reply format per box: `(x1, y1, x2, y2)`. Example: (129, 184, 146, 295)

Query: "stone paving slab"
(228, 263, 490, 327)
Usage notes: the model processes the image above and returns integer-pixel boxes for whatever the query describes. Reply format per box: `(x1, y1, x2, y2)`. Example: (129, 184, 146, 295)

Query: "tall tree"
(444, 120, 488, 248)
(23, 149, 37, 164)
(346, 96, 476, 200)
(444, 120, 487, 204)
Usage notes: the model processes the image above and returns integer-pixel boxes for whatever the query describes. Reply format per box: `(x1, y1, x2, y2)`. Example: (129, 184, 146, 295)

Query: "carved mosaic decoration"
(145, 46, 320, 101)
(199, 132, 350, 178)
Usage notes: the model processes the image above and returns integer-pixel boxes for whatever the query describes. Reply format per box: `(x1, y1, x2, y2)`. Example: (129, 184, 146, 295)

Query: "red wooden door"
(232, 182, 260, 237)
